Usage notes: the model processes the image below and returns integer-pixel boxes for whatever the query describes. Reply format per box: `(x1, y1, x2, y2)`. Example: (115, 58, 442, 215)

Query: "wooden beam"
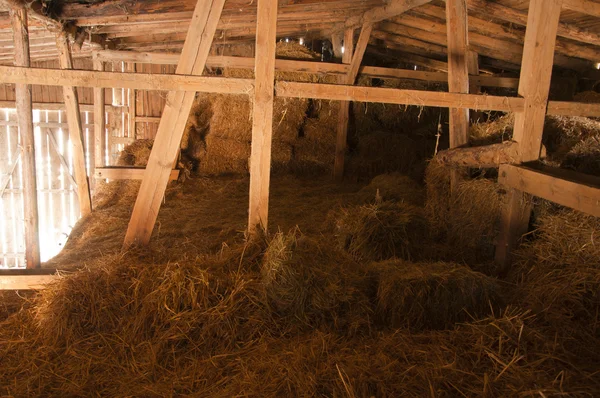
(0, 269, 58, 290)
(499, 164, 600, 218)
(466, 0, 600, 48)
(95, 167, 179, 181)
(344, 0, 433, 29)
(0, 101, 122, 112)
(248, 0, 278, 232)
(547, 101, 600, 118)
(445, 0, 470, 151)
(495, 0, 563, 270)
(56, 30, 92, 217)
(435, 141, 520, 168)
(124, 0, 226, 247)
(10, 7, 40, 269)
(562, 0, 600, 18)
(94, 49, 521, 89)
(127, 62, 136, 139)
(345, 24, 373, 85)
(334, 27, 355, 181)
(0, 65, 254, 94)
(276, 82, 525, 112)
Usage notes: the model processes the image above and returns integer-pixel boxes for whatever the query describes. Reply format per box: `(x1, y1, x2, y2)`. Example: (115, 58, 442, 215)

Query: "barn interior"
(0, 0, 600, 395)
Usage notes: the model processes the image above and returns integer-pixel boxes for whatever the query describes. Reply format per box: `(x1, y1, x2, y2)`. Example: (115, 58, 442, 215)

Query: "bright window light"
(341, 46, 345, 54)
(299, 38, 304, 45)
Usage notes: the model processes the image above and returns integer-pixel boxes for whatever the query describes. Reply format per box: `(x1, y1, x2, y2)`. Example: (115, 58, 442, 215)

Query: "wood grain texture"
(56, 31, 92, 217)
(248, 0, 278, 232)
(10, 7, 40, 269)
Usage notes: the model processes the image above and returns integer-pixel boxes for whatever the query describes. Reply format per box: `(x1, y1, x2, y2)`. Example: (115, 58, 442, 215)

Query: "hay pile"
(373, 260, 503, 330)
(333, 200, 429, 262)
(1, 226, 598, 396)
(513, 210, 600, 348)
(425, 161, 506, 266)
(355, 172, 424, 205)
(117, 139, 153, 166)
(574, 90, 600, 103)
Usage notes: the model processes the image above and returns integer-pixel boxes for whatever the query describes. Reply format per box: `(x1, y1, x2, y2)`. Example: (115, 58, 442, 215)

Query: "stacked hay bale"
(195, 42, 338, 175)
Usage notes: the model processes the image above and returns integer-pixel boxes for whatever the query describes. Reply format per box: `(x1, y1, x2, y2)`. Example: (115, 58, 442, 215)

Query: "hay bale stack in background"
(333, 201, 429, 262)
(117, 139, 153, 167)
(373, 260, 503, 330)
(356, 173, 424, 205)
(347, 132, 434, 181)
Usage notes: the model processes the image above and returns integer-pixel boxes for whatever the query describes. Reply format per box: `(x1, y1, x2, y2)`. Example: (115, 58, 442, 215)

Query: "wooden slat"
(0, 65, 254, 94)
(276, 81, 525, 112)
(0, 269, 58, 290)
(10, 7, 40, 269)
(95, 167, 179, 181)
(93, 57, 106, 171)
(56, 31, 92, 217)
(124, 0, 226, 246)
(495, 0, 563, 270)
(547, 101, 600, 118)
(127, 62, 136, 139)
(248, 0, 278, 232)
(499, 164, 600, 217)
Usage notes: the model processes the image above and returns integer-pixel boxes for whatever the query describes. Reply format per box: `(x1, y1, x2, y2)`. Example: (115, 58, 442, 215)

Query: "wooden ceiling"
(0, 0, 599, 73)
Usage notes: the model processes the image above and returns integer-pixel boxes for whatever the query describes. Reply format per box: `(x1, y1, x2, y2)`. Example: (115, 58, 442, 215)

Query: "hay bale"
(290, 119, 336, 175)
(356, 173, 424, 205)
(182, 93, 213, 154)
(573, 90, 600, 103)
(334, 201, 429, 262)
(347, 132, 432, 180)
(261, 229, 372, 333)
(117, 139, 153, 166)
(515, 210, 600, 334)
(199, 135, 250, 174)
(373, 260, 503, 330)
(470, 113, 515, 146)
(425, 161, 506, 265)
(561, 135, 600, 176)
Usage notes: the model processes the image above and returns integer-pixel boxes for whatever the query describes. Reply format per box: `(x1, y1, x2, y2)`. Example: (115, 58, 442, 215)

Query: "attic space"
(0, 0, 599, 396)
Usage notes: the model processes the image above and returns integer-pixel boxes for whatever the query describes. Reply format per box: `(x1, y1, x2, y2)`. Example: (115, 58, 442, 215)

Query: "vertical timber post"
(10, 7, 40, 269)
(93, 55, 106, 171)
(333, 28, 354, 181)
(127, 62, 136, 141)
(56, 31, 93, 217)
(248, 0, 278, 233)
(495, 0, 563, 270)
(445, 0, 470, 189)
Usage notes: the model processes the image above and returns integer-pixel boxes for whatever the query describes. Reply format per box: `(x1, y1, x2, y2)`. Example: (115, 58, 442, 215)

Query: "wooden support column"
(124, 0, 226, 246)
(334, 24, 372, 181)
(333, 28, 354, 181)
(331, 32, 343, 59)
(93, 57, 106, 170)
(127, 62, 136, 139)
(446, 0, 470, 149)
(10, 7, 40, 269)
(468, 50, 484, 122)
(495, 0, 563, 270)
(248, 0, 278, 233)
(56, 31, 93, 217)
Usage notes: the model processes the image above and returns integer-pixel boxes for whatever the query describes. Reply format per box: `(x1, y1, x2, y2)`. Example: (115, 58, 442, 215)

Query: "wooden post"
(333, 28, 354, 181)
(10, 7, 40, 269)
(331, 32, 343, 59)
(446, 0, 470, 149)
(467, 50, 484, 122)
(127, 62, 136, 139)
(56, 31, 93, 217)
(93, 56, 106, 170)
(123, 0, 226, 247)
(495, 0, 563, 270)
(247, 0, 278, 233)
